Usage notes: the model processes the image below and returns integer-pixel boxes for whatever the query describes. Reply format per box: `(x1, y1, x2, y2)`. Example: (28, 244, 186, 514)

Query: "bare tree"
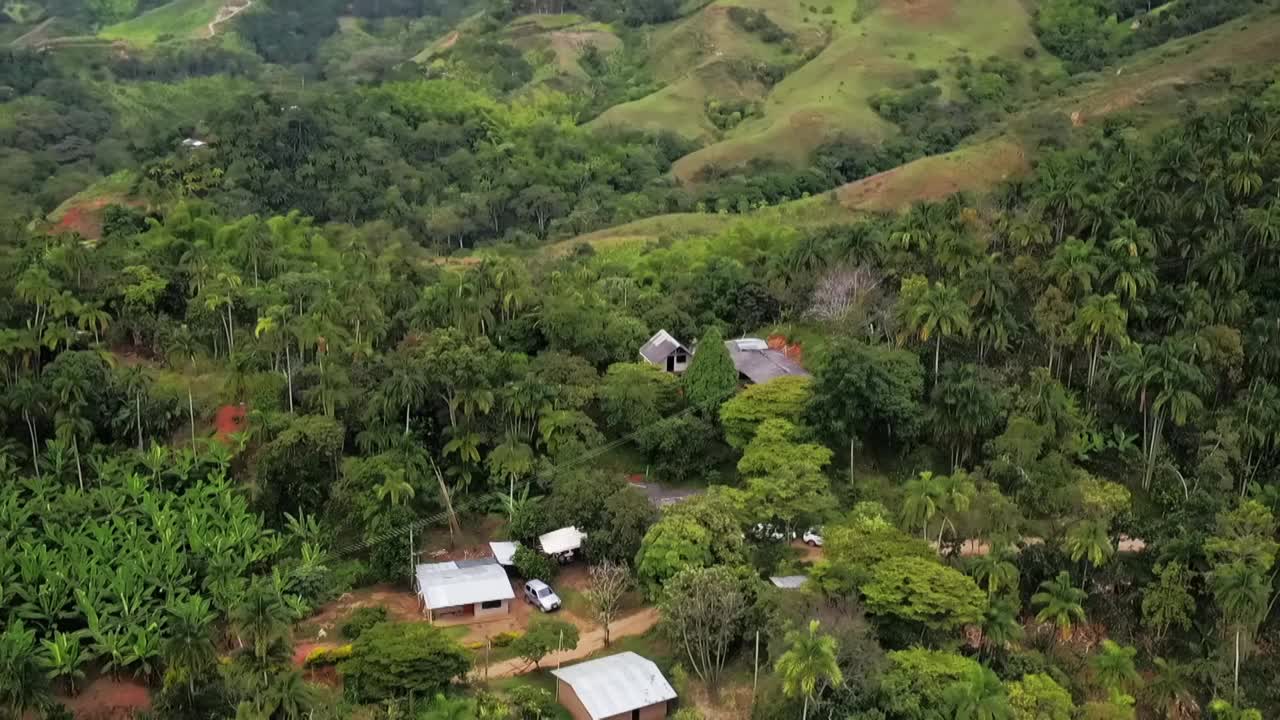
(584, 560, 631, 647)
(808, 265, 883, 326)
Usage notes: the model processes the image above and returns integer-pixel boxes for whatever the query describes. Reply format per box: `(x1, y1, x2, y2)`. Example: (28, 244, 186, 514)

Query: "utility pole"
(753, 630, 760, 696)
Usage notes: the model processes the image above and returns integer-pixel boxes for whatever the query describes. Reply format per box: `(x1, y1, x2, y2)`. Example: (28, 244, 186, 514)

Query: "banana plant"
(40, 631, 86, 695)
(124, 623, 161, 682)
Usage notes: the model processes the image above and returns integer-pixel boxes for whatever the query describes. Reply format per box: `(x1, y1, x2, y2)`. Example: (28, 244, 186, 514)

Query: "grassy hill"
(563, 9, 1280, 248)
(584, 0, 1055, 179)
(100, 0, 226, 46)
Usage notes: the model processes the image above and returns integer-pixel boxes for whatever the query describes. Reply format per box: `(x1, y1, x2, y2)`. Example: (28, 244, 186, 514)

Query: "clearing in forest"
(100, 0, 228, 46)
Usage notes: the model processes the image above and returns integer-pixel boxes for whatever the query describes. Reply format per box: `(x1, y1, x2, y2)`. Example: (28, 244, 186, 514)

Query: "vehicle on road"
(803, 529, 824, 547)
(524, 579, 562, 612)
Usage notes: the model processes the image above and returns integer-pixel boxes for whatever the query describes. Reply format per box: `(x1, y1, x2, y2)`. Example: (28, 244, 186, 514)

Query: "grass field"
(100, 0, 224, 46)
(669, 0, 1056, 180)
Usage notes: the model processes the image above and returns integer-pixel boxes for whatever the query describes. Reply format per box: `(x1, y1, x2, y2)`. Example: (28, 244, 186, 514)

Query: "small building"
(552, 652, 678, 720)
(724, 338, 810, 385)
(639, 330, 691, 374)
(769, 575, 809, 590)
(539, 526, 588, 562)
(415, 559, 514, 622)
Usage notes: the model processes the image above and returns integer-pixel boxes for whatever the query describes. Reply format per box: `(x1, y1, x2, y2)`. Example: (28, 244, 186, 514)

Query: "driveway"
(476, 606, 661, 679)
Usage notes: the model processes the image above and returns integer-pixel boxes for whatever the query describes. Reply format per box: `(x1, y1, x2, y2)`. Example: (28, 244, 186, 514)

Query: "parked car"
(523, 579, 562, 612)
(803, 529, 824, 547)
(750, 523, 794, 542)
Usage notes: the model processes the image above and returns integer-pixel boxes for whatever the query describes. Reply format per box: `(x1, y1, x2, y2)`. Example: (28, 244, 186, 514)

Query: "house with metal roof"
(414, 558, 515, 623)
(552, 652, 678, 720)
(639, 330, 691, 374)
(724, 338, 810, 384)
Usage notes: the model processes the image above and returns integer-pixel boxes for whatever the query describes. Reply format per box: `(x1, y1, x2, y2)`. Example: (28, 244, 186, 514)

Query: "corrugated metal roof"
(416, 561, 514, 609)
(489, 541, 519, 566)
(769, 575, 809, 589)
(639, 330, 687, 365)
(552, 652, 677, 719)
(725, 339, 810, 384)
(539, 526, 587, 555)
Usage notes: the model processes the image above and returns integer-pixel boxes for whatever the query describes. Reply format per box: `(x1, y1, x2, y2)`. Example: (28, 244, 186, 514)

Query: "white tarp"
(539, 526, 587, 555)
(489, 541, 519, 566)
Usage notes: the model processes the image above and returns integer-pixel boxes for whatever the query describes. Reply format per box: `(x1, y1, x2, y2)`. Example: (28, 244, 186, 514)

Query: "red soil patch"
(214, 403, 248, 442)
(766, 334, 805, 364)
(883, 0, 954, 25)
(61, 676, 151, 720)
(439, 30, 460, 50)
(51, 196, 142, 241)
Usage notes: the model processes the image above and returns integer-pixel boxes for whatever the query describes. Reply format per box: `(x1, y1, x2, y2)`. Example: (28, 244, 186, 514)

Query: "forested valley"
(3, 1, 1280, 720)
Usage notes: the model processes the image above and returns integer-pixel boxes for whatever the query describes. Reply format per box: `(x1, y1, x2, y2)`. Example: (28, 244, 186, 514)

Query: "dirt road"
(204, 0, 252, 38)
(477, 606, 661, 679)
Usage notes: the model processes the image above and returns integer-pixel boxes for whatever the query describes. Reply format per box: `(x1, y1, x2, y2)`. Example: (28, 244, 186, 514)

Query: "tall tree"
(683, 327, 739, 416)
(1032, 572, 1086, 642)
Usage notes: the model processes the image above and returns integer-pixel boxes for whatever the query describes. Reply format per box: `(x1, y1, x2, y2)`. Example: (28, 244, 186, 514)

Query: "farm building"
(723, 338, 809, 384)
(414, 558, 514, 622)
(551, 652, 678, 720)
(638, 332, 809, 384)
(639, 330, 691, 373)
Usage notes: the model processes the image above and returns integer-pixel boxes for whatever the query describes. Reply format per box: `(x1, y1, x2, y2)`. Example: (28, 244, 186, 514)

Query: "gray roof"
(416, 560, 514, 609)
(770, 575, 809, 589)
(552, 652, 677, 719)
(639, 330, 688, 365)
(725, 339, 810, 384)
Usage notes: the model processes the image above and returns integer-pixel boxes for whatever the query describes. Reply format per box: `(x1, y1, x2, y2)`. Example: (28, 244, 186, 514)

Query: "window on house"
(480, 600, 503, 609)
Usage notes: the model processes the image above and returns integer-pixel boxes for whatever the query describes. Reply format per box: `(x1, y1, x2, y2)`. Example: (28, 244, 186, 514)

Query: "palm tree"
(1143, 657, 1198, 720)
(1045, 237, 1100, 297)
(970, 548, 1019, 599)
(943, 666, 1012, 720)
(374, 469, 416, 508)
(382, 349, 427, 434)
(1072, 294, 1127, 387)
(1091, 640, 1139, 693)
(908, 281, 972, 377)
(422, 693, 478, 720)
(934, 471, 976, 546)
(0, 621, 53, 719)
(1032, 571, 1087, 642)
(980, 599, 1024, 657)
(54, 405, 91, 491)
(6, 378, 48, 479)
(901, 471, 944, 540)
(163, 595, 217, 700)
(775, 619, 843, 720)
(1212, 560, 1268, 701)
(232, 580, 293, 684)
(76, 302, 112, 345)
(262, 670, 317, 720)
(1065, 519, 1115, 587)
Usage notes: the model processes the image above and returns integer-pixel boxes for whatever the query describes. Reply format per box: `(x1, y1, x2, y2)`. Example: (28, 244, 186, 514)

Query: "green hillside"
(100, 0, 226, 46)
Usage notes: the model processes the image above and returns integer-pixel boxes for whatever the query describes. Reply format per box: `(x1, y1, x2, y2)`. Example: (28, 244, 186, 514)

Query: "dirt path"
(479, 606, 661, 679)
(203, 0, 252, 38)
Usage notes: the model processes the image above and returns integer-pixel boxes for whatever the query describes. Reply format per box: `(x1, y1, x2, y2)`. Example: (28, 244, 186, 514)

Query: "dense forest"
(4, 0, 1280, 719)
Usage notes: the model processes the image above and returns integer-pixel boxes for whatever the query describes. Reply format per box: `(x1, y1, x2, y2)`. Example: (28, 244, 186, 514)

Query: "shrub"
(514, 545, 557, 581)
(304, 644, 353, 667)
(492, 631, 522, 648)
(338, 623, 471, 702)
(340, 606, 388, 640)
